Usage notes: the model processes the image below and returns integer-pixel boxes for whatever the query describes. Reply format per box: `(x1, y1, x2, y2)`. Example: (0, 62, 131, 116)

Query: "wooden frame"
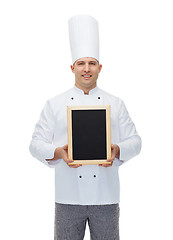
(67, 105, 111, 165)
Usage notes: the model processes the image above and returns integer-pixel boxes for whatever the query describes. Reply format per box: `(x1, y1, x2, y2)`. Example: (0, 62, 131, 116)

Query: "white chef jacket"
(29, 86, 141, 205)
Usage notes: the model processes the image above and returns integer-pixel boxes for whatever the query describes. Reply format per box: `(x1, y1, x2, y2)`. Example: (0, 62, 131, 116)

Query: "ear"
(70, 65, 75, 73)
(98, 64, 102, 73)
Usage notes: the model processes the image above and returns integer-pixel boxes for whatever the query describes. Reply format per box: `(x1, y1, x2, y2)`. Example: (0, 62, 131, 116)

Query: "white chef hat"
(68, 15, 99, 64)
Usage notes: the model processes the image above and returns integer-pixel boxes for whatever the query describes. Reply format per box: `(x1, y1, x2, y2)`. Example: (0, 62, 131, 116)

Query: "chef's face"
(71, 57, 102, 92)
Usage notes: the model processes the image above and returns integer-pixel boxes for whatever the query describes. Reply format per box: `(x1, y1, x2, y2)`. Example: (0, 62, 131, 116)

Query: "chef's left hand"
(99, 144, 120, 167)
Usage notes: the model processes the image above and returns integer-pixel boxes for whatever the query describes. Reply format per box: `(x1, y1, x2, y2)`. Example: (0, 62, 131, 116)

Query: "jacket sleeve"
(29, 100, 58, 167)
(116, 100, 142, 163)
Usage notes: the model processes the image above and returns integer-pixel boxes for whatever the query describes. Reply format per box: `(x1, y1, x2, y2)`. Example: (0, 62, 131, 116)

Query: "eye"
(90, 62, 96, 65)
(78, 62, 84, 65)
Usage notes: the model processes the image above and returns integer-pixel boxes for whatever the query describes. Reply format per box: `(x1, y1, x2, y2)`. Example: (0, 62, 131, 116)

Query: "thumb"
(63, 144, 68, 150)
(111, 144, 115, 150)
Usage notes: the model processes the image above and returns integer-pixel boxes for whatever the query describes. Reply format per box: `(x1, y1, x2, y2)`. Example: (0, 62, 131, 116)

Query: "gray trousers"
(54, 203, 119, 240)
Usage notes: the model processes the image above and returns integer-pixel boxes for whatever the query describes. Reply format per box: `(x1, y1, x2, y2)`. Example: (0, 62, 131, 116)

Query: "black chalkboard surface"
(67, 105, 111, 165)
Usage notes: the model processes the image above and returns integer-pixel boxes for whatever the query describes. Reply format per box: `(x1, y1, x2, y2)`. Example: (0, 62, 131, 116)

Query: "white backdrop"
(0, 0, 173, 239)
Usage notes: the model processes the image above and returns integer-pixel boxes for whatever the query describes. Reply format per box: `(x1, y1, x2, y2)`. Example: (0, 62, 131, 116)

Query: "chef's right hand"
(58, 144, 82, 168)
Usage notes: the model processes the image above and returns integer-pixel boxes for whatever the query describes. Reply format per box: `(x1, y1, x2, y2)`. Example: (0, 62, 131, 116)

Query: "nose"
(84, 63, 89, 72)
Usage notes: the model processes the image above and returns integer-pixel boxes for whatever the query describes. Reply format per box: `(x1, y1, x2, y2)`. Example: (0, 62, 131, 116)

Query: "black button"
(93, 175, 96, 178)
(98, 97, 100, 99)
(79, 176, 82, 178)
(71, 97, 74, 100)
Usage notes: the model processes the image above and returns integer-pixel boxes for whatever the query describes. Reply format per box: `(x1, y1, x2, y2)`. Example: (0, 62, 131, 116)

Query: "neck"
(75, 83, 97, 95)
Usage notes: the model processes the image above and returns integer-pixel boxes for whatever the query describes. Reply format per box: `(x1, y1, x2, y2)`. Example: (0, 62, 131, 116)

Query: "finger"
(102, 164, 112, 167)
(111, 144, 115, 150)
(66, 159, 74, 163)
(64, 157, 74, 164)
(106, 158, 114, 162)
(63, 144, 68, 150)
(99, 163, 112, 167)
(69, 164, 82, 168)
(69, 166, 80, 168)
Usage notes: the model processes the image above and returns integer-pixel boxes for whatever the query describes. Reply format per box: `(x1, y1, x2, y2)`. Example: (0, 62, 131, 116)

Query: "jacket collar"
(73, 85, 99, 95)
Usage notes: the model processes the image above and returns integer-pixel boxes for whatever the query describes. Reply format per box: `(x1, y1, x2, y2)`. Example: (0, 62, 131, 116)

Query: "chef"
(29, 15, 142, 240)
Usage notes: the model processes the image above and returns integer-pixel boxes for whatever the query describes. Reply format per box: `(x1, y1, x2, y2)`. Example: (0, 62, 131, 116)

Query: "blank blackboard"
(72, 109, 106, 160)
(67, 105, 111, 165)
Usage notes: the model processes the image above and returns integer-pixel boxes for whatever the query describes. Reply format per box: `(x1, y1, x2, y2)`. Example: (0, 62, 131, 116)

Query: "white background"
(0, 0, 173, 239)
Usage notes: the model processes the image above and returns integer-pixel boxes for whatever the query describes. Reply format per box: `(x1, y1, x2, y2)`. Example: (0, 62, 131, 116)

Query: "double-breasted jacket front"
(29, 86, 141, 205)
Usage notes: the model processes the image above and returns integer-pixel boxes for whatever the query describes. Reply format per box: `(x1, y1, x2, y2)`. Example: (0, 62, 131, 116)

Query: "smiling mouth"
(82, 74, 92, 78)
